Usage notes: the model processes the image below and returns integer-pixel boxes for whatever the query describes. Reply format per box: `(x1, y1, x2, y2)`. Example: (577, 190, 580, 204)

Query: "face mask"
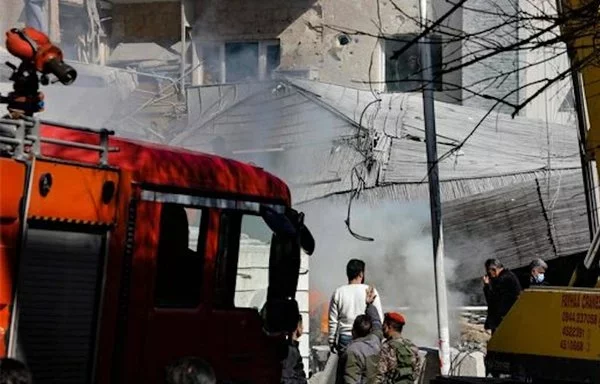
(535, 273, 545, 283)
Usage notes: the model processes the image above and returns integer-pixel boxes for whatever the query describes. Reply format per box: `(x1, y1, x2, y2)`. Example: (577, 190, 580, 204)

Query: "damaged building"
(173, 77, 588, 359)
(99, 0, 463, 104)
(0, 0, 589, 375)
(176, 78, 588, 286)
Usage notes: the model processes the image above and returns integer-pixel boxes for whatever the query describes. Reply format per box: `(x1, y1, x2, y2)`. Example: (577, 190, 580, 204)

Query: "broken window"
(385, 34, 443, 92)
(202, 44, 223, 85)
(198, 40, 280, 84)
(266, 44, 281, 77)
(225, 42, 260, 82)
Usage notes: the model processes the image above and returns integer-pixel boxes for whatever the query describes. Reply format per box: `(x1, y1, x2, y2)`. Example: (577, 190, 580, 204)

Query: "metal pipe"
(419, 0, 451, 375)
(232, 147, 285, 154)
(39, 137, 117, 152)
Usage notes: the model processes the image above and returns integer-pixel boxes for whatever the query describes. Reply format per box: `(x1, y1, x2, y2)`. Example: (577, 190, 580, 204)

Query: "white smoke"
(303, 199, 467, 348)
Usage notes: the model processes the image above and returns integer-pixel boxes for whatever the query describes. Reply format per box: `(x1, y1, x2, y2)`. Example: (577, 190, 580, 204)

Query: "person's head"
(352, 314, 373, 339)
(0, 358, 32, 384)
(485, 258, 504, 279)
(529, 258, 548, 283)
(293, 315, 304, 341)
(383, 312, 405, 339)
(346, 259, 366, 284)
(165, 357, 216, 384)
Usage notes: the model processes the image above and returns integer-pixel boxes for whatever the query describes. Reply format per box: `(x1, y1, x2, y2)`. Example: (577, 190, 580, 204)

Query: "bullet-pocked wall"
(191, 0, 463, 103)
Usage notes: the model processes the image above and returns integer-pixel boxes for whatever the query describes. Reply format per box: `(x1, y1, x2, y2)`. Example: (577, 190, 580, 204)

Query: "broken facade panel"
(179, 78, 586, 284)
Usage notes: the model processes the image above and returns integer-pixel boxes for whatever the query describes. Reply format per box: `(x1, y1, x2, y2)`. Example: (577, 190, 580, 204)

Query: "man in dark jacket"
(281, 315, 307, 384)
(344, 286, 383, 384)
(520, 258, 549, 289)
(483, 258, 522, 333)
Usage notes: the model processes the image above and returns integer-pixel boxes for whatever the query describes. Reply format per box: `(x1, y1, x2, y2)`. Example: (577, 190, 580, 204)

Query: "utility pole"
(418, 0, 451, 375)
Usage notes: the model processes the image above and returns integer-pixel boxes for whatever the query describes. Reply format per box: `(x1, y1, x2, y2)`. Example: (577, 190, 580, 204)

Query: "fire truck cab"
(0, 117, 314, 384)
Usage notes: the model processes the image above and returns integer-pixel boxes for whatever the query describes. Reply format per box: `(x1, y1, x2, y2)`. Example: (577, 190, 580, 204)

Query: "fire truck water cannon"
(0, 27, 77, 117)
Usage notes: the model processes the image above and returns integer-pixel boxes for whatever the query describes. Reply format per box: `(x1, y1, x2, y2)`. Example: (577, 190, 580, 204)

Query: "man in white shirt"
(328, 259, 384, 354)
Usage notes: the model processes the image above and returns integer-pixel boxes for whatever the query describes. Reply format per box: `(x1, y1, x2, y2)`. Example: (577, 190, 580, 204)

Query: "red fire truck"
(0, 27, 314, 384)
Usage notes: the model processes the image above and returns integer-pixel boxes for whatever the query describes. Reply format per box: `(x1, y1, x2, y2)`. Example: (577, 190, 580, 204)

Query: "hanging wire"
(344, 166, 375, 241)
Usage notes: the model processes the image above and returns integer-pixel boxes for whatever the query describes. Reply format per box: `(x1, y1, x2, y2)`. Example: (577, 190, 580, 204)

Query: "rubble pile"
(457, 312, 490, 351)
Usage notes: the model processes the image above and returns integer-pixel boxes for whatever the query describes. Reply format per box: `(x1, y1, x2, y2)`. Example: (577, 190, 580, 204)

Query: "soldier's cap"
(384, 312, 406, 325)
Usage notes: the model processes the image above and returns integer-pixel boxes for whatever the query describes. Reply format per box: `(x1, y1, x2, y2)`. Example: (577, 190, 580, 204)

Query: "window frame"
(139, 189, 289, 310)
(197, 39, 281, 85)
(214, 211, 274, 310)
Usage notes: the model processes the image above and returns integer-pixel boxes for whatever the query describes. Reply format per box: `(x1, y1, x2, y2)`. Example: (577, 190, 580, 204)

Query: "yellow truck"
(435, 0, 600, 383)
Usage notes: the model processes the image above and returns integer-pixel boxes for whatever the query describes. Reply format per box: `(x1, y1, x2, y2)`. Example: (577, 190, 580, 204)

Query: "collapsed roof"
(176, 78, 587, 281)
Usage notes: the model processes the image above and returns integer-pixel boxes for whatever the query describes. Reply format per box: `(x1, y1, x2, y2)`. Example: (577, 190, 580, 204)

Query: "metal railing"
(0, 117, 118, 166)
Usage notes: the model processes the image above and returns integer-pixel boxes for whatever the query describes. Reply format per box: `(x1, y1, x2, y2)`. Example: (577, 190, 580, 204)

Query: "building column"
(191, 38, 201, 85)
(48, 0, 60, 42)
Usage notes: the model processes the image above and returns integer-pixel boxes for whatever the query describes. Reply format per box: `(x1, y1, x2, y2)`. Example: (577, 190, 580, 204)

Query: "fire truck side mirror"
(288, 209, 315, 256)
(299, 221, 315, 256)
(260, 205, 296, 236)
(259, 205, 315, 256)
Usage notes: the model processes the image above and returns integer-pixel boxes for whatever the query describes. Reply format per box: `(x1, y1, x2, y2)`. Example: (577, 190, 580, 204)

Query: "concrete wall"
(518, 0, 575, 125)
(193, 0, 321, 75)
(111, 2, 181, 44)
(462, 0, 577, 122)
(191, 0, 463, 102)
(1, 0, 25, 35)
(462, 0, 520, 113)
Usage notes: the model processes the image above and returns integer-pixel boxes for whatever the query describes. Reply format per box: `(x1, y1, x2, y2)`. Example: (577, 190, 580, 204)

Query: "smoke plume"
(303, 199, 467, 348)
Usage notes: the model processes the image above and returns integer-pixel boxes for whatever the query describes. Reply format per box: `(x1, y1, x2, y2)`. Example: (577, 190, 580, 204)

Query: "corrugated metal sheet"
(302, 170, 588, 282)
(301, 170, 571, 204)
(179, 79, 587, 280)
(288, 78, 580, 183)
(445, 170, 588, 280)
(179, 79, 580, 205)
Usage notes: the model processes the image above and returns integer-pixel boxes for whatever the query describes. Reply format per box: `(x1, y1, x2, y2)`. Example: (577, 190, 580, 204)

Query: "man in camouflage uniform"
(374, 312, 422, 384)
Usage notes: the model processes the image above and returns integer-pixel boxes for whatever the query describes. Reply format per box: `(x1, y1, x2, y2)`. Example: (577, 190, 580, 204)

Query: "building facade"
(102, 0, 463, 103)
(2, 0, 577, 121)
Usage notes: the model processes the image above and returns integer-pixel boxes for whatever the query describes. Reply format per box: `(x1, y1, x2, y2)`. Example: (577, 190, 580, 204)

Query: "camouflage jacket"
(374, 336, 421, 384)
